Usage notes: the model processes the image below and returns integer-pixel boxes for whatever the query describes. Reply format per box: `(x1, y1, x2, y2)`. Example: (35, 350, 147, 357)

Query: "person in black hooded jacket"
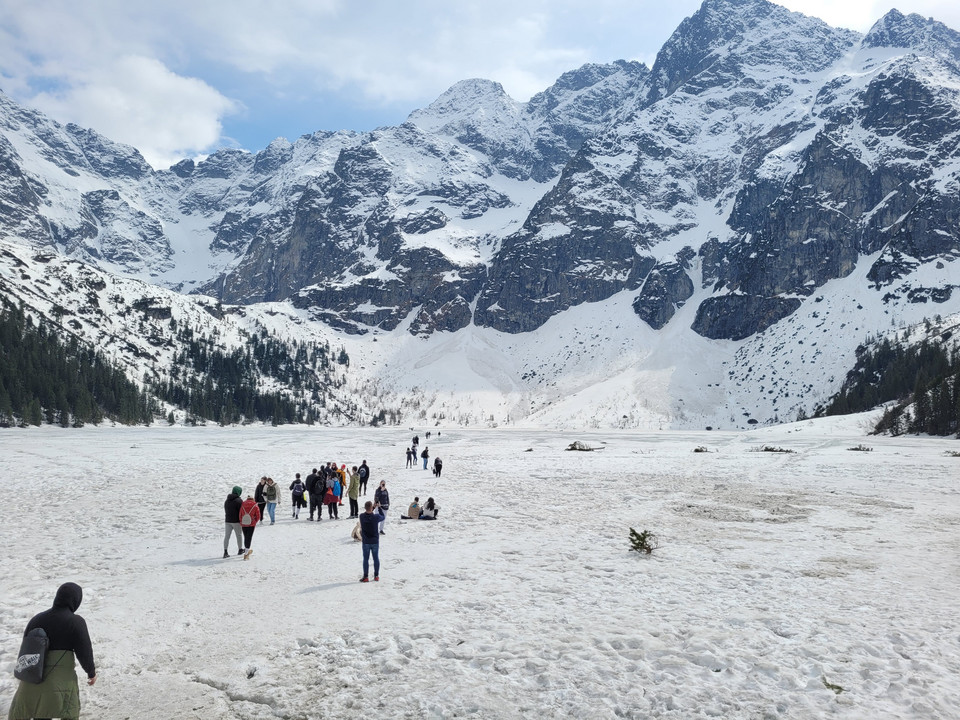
(223, 485, 244, 558)
(8, 582, 96, 720)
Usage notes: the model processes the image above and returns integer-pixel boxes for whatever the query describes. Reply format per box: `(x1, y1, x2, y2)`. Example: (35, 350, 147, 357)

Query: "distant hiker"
(405, 448, 413, 468)
(401, 496, 421, 520)
(419, 497, 439, 520)
(8, 582, 97, 720)
(358, 501, 384, 582)
(421, 446, 429, 470)
(358, 460, 370, 495)
(224, 485, 244, 557)
(239, 494, 261, 560)
(374, 481, 390, 534)
(337, 464, 347, 506)
(325, 482, 339, 519)
(289, 475, 306, 519)
(413, 434, 419, 446)
(348, 466, 361, 518)
(306, 468, 320, 521)
(255, 476, 267, 522)
(263, 477, 279, 524)
(433, 457, 443, 477)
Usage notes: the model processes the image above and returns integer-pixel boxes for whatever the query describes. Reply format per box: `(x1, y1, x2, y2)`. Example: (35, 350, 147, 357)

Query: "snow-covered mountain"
(1, 0, 959, 429)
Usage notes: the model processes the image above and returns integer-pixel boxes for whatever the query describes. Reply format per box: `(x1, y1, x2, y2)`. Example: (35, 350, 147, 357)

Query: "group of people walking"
(287, 460, 371, 521)
(405, 435, 442, 475)
(222, 461, 374, 560)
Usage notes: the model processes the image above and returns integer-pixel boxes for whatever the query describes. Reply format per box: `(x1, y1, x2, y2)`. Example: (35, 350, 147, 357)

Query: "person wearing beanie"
(223, 486, 244, 558)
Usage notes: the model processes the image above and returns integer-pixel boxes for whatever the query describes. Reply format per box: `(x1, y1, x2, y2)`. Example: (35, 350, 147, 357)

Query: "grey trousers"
(224, 522, 242, 550)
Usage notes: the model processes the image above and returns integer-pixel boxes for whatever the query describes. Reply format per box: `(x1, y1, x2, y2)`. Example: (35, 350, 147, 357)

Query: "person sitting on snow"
(400, 496, 421, 519)
(419, 497, 439, 520)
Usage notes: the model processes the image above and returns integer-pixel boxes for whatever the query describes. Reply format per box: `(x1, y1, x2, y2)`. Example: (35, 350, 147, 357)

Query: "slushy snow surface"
(1, 416, 958, 718)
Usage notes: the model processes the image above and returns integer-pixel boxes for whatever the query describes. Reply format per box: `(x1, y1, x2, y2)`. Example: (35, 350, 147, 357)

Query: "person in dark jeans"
(306, 468, 321, 521)
(254, 476, 267, 523)
(358, 501, 384, 581)
(358, 460, 370, 495)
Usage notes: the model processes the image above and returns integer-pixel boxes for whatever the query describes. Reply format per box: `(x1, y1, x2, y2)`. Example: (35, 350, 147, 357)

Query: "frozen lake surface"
(1, 417, 958, 718)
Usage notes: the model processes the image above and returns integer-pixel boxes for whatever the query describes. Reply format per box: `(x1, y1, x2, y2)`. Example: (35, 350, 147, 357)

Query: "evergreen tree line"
(818, 335, 960, 437)
(0, 299, 157, 426)
(150, 327, 347, 426)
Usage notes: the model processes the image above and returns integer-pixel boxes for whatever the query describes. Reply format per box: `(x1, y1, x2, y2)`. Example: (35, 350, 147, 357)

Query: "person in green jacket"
(348, 466, 361, 518)
(8, 582, 96, 720)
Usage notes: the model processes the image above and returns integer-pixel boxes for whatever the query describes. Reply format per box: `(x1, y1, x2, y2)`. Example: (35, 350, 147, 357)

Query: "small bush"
(847, 444, 873, 452)
(693, 446, 710, 453)
(945, 450, 960, 458)
(629, 528, 659, 554)
(749, 445, 795, 453)
(822, 677, 843, 695)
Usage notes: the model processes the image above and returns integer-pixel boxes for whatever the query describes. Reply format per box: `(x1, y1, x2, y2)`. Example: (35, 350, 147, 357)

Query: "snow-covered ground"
(1, 414, 958, 719)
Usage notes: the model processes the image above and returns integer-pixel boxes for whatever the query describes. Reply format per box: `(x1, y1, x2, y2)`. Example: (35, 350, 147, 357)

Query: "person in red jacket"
(239, 494, 261, 560)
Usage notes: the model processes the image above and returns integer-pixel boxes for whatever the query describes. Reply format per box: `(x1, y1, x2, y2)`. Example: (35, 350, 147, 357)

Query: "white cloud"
(779, 0, 960, 31)
(2, 0, 960, 160)
(29, 56, 237, 169)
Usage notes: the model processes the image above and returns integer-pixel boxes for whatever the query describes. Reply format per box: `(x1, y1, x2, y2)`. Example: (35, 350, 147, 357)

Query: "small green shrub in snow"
(629, 528, 659, 555)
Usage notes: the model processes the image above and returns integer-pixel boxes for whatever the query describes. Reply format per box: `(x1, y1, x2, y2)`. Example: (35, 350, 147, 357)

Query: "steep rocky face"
(633, 247, 696, 329)
(1, 0, 959, 347)
(475, 0, 860, 335)
(706, 48, 960, 329)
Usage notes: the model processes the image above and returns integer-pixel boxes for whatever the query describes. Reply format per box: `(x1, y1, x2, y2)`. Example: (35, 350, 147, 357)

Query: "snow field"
(1, 418, 958, 718)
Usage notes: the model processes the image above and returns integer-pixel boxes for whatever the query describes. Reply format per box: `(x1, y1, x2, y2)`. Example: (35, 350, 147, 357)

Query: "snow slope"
(1, 417, 958, 718)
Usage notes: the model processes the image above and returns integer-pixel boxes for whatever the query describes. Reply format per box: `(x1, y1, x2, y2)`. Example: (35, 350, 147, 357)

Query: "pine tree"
(629, 528, 659, 554)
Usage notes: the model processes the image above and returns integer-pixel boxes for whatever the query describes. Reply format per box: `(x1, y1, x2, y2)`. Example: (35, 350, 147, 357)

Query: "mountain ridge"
(1, 0, 959, 429)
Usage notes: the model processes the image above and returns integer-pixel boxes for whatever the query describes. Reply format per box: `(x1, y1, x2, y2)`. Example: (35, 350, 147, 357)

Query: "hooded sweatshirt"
(224, 491, 243, 523)
(24, 582, 96, 678)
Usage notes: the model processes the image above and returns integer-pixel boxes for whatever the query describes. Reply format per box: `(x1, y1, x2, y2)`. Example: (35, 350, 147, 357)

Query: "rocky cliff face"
(1, 0, 959, 346)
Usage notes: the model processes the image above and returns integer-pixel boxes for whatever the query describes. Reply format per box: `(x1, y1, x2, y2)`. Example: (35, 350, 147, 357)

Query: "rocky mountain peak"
(406, 78, 520, 135)
(863, 8, 960, 63)
(253, 137, 294, 174)
(647, 0, 857, 102)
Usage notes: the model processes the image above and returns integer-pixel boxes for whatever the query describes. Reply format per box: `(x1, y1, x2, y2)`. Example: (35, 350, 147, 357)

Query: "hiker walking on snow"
(239, 494, 261, 560)
(359, 501, 384, 582)
(433, 457, 443, 477)
(326, 481, 339, 519)
(358, 460, 370, 495)
(263, 477, 280, 524)
(374, 480, 390, 534)
(224, 485, 244, 557)
(8, 582, 97, 720)
(306, 468, 321, 521)
(421, 446, 429, 470)
(405, 448, 413, 468)
(289, 474, 306, 519)
(255, 476, 267, 523)
(348, 466, 361, 518)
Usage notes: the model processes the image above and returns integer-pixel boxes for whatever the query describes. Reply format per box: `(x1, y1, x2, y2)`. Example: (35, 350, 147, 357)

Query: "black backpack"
(14, 627, 48, 684)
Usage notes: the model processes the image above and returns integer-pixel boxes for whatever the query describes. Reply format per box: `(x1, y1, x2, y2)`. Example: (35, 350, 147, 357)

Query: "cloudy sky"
(1, 0, 957, 168)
